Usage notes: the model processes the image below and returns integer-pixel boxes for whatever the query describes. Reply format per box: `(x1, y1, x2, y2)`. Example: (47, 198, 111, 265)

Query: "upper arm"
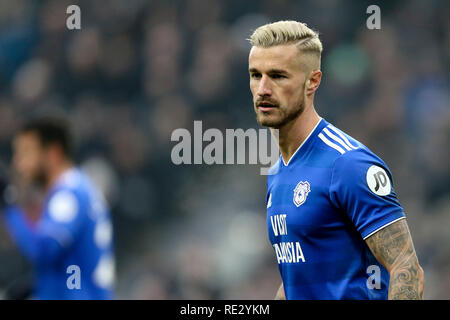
(329, 150, 405, 239)
(37, 189, 83, 258)
(328, 148, 423, 298)
(3, 189, 82, 264)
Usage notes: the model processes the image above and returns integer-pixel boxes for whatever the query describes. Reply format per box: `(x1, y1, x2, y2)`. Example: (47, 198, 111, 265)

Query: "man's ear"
(305, 70, 322, 96)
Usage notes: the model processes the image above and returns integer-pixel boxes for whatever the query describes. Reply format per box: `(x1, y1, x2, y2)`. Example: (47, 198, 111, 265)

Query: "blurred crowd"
(0, 0, 448, 299)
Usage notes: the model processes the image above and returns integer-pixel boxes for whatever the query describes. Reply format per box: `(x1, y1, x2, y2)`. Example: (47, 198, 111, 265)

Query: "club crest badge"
(293, 181, 311, 207)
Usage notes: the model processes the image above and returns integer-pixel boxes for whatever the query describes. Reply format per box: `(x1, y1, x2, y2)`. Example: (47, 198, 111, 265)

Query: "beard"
(255, 99, 305, 129)
(29, 163, 47, 187)
(33, 170, 47, 187)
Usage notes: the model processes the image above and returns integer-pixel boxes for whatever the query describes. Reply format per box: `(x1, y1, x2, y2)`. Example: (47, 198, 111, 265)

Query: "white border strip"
(318, 132, 346, 154)
(327, 125, 358, 149)
(362, 216, 406, 240)
(323, 127, 352, 151)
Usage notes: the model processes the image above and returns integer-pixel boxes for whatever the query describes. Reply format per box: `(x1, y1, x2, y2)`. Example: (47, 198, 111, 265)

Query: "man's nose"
(256, 75, 272, 97)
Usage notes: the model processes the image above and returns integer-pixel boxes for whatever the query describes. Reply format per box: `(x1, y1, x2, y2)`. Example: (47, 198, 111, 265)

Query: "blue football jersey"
(267, 118, 405, 300)
(4, 168, 115, 299)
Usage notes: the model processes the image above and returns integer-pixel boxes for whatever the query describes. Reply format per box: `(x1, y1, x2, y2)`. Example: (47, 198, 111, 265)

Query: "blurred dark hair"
(19, 118, 73, 159)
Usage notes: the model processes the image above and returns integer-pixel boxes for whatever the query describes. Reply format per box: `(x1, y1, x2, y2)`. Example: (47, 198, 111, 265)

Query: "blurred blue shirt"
(3, 168, 115, 300)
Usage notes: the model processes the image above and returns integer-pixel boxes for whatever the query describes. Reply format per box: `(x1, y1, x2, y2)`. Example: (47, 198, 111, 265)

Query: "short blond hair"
(249, 20, 322, 63)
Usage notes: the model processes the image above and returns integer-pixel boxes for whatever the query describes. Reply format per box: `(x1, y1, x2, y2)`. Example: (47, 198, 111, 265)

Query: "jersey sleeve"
(3, 188, 84, 264)
(329, 149, 405, 240)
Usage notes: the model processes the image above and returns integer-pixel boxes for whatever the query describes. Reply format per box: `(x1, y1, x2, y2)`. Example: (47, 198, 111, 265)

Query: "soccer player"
(0, 118, 115, 299)
(248, 21, 424, 299)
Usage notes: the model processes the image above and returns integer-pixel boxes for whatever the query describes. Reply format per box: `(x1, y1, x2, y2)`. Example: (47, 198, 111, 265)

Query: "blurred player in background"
(248, 21, 424, 299)
(0, 118, 115, 299)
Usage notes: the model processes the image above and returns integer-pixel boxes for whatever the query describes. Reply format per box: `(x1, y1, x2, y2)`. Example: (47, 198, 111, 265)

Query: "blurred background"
(0, 0, 448, 299)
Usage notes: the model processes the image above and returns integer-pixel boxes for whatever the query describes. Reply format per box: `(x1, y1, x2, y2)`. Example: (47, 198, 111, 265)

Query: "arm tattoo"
(365, 219, 424, 300)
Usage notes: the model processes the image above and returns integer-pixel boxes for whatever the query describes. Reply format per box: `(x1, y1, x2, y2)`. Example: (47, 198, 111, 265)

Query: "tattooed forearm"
(388, 250, 424, 299)
(365, 219, 424, 300)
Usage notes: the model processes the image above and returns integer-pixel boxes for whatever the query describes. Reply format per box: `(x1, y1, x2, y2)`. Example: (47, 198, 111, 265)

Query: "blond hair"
(249, 20, 322, 69)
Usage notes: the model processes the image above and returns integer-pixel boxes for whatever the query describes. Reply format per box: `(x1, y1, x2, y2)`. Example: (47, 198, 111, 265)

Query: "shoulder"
(57, 168, 85, 190)
(315, 122, 393, 189)
(45, 168, 91, 223)
(325, 139, 396, 202)
(46, 187, 82, 223)
(315, 122, 387, 169)
(334, 147, 388, 171)
(315, 122, 362, 155)
(332, 145, 391, 181)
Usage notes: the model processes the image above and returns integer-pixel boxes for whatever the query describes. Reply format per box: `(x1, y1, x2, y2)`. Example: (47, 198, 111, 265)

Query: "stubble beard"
(256, 100, 305, 129)
(30, 162, 48, 188)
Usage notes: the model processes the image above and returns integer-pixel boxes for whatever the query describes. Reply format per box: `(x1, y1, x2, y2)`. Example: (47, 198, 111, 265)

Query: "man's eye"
(271, 74, 285, 79)
(250, 73, 261, 79)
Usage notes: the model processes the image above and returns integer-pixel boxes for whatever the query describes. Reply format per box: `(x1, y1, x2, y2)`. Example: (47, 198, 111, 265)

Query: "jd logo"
(66, 265, 81, 290)
(373, 171, 387, 192)
(366, 165, 391, 196)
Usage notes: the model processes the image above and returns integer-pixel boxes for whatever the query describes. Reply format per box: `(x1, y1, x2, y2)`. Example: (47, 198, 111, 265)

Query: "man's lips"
(257, 102, 277, 112)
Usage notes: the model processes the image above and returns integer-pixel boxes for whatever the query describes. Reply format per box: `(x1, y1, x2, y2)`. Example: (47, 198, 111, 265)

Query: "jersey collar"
(281, 117, 326, 167)
(50, 167, 79, 192)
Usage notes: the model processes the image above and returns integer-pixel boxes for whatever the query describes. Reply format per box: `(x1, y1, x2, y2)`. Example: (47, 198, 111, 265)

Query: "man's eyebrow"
(267, 69, 288, 74)
(248, 68, 289, 74)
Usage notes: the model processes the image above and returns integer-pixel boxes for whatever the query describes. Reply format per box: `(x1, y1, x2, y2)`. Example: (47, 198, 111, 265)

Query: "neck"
(274, 106, 321, 165)
(45, 160, 73, 191)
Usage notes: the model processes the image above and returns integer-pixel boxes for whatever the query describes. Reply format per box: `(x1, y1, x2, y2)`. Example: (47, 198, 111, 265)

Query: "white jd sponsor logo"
(366, 165, 391, 196)
(293, 181, 311, 207)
